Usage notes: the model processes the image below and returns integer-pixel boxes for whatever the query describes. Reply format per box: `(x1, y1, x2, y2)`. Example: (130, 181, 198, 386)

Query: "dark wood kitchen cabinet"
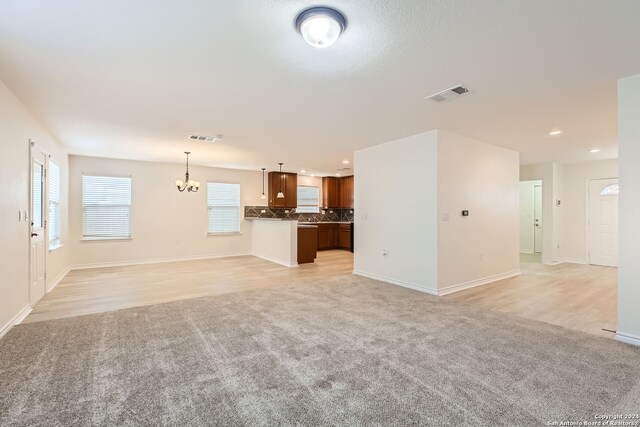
(268, 172, 297, 209)
(317, 223, 338, 250)
(340, 175, 354, 209)
(323, 176, 354, 209)
(338, 224, 351, 249)
(297, 225, 318, 264)
(322, 177, 341, 209)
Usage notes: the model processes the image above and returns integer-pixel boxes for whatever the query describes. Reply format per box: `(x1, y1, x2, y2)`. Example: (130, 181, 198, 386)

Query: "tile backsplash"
(245, 206, 354, 223)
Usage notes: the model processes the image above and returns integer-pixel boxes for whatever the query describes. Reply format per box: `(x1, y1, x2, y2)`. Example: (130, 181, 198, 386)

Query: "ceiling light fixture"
(300, 169, 307, 174)
(549, 130, 563, 136)
(175, 152, 200, 192)
(590, 149, 601, 153)
(342, 160, 349, 164)
(295, 7, 347, 48)
(260, 168, 267, 199)
(277, 163, 285, 199)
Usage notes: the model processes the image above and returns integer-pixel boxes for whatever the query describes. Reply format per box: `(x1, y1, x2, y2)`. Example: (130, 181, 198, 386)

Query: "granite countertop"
(298, 221, 353, 225)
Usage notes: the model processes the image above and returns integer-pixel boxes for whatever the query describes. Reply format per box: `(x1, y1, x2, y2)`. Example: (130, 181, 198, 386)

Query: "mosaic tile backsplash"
(244, 206, 354, 223)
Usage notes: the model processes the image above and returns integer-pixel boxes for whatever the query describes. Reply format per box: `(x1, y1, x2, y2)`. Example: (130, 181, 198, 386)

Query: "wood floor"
(25, 250, 354, 324)
(444, 254, 618, 338)
(26, 251, 617, 339)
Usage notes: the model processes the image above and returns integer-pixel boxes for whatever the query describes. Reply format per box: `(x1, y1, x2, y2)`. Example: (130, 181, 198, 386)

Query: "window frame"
(48, 159, 62, 250)
(296, 185, 320, 214)
(207, 182, 241, 235)
(81, 174, 133, 241)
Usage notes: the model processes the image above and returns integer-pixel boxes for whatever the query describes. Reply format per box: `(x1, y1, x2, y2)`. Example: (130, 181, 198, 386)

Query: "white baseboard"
(438, 270, 522, 296)
(252, 253, 298, 268)
(71, 252, 252, 270)
(0, 305, 32, 340)
(615, 331, 640, 347)
(47, 266, 71, 292)
(352, 270, 438, 295)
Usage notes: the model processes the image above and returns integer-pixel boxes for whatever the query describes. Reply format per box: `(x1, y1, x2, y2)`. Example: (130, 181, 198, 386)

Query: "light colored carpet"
(1, 275, 639, 426)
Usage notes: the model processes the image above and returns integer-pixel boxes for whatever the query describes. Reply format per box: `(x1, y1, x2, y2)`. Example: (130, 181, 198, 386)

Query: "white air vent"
(426, 85, 470, 103)
(189, 134, 223, 142)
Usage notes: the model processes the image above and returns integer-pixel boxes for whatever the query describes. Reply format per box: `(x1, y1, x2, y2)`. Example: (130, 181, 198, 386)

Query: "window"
(48, 161, 61, 249)
(297, 186, 320, 213)
(207, 183, 240, 233)
(82, 175, 132, 240)
(600, 184, 619, 196)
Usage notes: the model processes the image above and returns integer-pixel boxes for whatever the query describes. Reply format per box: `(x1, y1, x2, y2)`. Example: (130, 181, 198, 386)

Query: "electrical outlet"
(261, 209, 266, 214)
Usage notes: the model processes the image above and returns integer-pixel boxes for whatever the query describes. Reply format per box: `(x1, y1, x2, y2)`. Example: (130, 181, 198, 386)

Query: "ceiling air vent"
(426, 85, 470, 103)
(189, 134, 223, 142)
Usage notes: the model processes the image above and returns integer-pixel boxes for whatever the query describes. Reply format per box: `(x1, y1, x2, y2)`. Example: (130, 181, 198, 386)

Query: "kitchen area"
(246, 170, 354, 267)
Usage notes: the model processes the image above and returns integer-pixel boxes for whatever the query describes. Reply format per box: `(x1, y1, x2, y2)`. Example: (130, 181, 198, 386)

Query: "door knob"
(31, 233, 38, 237)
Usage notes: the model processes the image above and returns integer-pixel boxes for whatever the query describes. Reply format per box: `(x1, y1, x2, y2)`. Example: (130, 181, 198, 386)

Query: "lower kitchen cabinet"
(317, 223, 352, 251)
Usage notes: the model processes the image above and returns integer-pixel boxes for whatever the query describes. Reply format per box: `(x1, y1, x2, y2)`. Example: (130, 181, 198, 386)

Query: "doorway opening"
(520, 180, 543, 264)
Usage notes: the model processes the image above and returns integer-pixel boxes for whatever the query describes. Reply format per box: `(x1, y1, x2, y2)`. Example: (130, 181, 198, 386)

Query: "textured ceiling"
(1, 0, 639, 174)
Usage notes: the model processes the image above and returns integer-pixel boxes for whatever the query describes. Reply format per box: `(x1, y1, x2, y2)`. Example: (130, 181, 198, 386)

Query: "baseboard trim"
(615, 332, 640, 347)
(252, 253, 298, 268)
(352, 270, 438, 296)
(71, 252, 252, 270)
(0, 305, 32, 340)
(47, 266, 71, 292)
(438, 270, 522, 296)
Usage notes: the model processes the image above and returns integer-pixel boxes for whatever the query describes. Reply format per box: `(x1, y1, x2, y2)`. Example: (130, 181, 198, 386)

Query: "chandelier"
(175, 151, 200, 192)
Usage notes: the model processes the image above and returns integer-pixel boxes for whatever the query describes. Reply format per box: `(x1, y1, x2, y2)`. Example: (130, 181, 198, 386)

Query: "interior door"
(533, 185, 543, 253)
(30, 147, 47, 304)
(588, 178, 619, 267)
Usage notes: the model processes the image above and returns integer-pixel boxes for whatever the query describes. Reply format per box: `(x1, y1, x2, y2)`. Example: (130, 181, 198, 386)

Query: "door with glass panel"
(30, 146, 47, 304)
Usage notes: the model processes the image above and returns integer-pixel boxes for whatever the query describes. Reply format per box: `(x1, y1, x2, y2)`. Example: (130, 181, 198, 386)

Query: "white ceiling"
(1, 0, 639, 175)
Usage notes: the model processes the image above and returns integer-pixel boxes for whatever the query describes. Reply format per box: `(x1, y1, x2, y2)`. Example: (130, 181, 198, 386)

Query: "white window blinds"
(297, 186, 320, 213)
(48, 161, 61, 248)
(82, 175, 132, 239)
(207, 183, 240, 233)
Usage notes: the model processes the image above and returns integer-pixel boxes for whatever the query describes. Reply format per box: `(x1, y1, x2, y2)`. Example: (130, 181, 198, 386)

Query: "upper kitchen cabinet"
(323, 176, 354, 209)
(268, 172, 297, 209)
(322, 177, 341, 209)
(340, 175, 354, 209)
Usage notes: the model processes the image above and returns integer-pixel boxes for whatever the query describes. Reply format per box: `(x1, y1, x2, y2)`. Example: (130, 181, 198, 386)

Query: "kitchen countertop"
(246, 218, 352, 224)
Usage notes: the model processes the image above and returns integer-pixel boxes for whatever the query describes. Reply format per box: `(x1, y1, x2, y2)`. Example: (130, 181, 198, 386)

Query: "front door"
(588, 178, 619, 267)
(30, 146, 47, 304)
(533, 185, 543, 254)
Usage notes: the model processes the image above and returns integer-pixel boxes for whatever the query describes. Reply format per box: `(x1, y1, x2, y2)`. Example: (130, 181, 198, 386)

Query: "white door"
(533, 185, 543, 254)
(588, 178, 619, 267)
(30, 147, 47, 304)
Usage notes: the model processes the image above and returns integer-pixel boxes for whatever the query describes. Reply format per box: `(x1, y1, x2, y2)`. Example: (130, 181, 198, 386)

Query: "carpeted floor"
(1, 275, 639, 426)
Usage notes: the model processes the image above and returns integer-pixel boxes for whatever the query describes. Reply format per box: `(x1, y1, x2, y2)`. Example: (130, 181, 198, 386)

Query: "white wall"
(68, 156, 264, 267)
(519, 180, 542, 253)
(560, 159, 618, 264)
(0, 79, 70, 336)
(437, 130, 520, 294)
(617, 73, 640, 346)
(354, 130, 439, 294)
(251, 220, 298, 267)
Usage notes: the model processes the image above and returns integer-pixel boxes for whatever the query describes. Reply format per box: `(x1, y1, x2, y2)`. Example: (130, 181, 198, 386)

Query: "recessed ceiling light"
(548, 130, 563, 136)
(295, 7, 346, 48)
(300, 169, 306, 174)
(336, 172, 341, 177)
(590, 149, 601, 153)
(310, 174, 315, 177)
(342, 160, 349, 164)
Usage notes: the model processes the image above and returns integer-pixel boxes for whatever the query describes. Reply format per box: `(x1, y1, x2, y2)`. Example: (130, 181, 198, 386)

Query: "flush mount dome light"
(295, 7, 346, 48)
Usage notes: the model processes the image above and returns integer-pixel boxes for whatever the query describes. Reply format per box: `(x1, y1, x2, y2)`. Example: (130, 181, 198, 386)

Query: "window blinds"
(82, 175, 132, 239)
(48, 161, 61, 247)
(207, 183, 240, 233)
(297, 186, 320, 213)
